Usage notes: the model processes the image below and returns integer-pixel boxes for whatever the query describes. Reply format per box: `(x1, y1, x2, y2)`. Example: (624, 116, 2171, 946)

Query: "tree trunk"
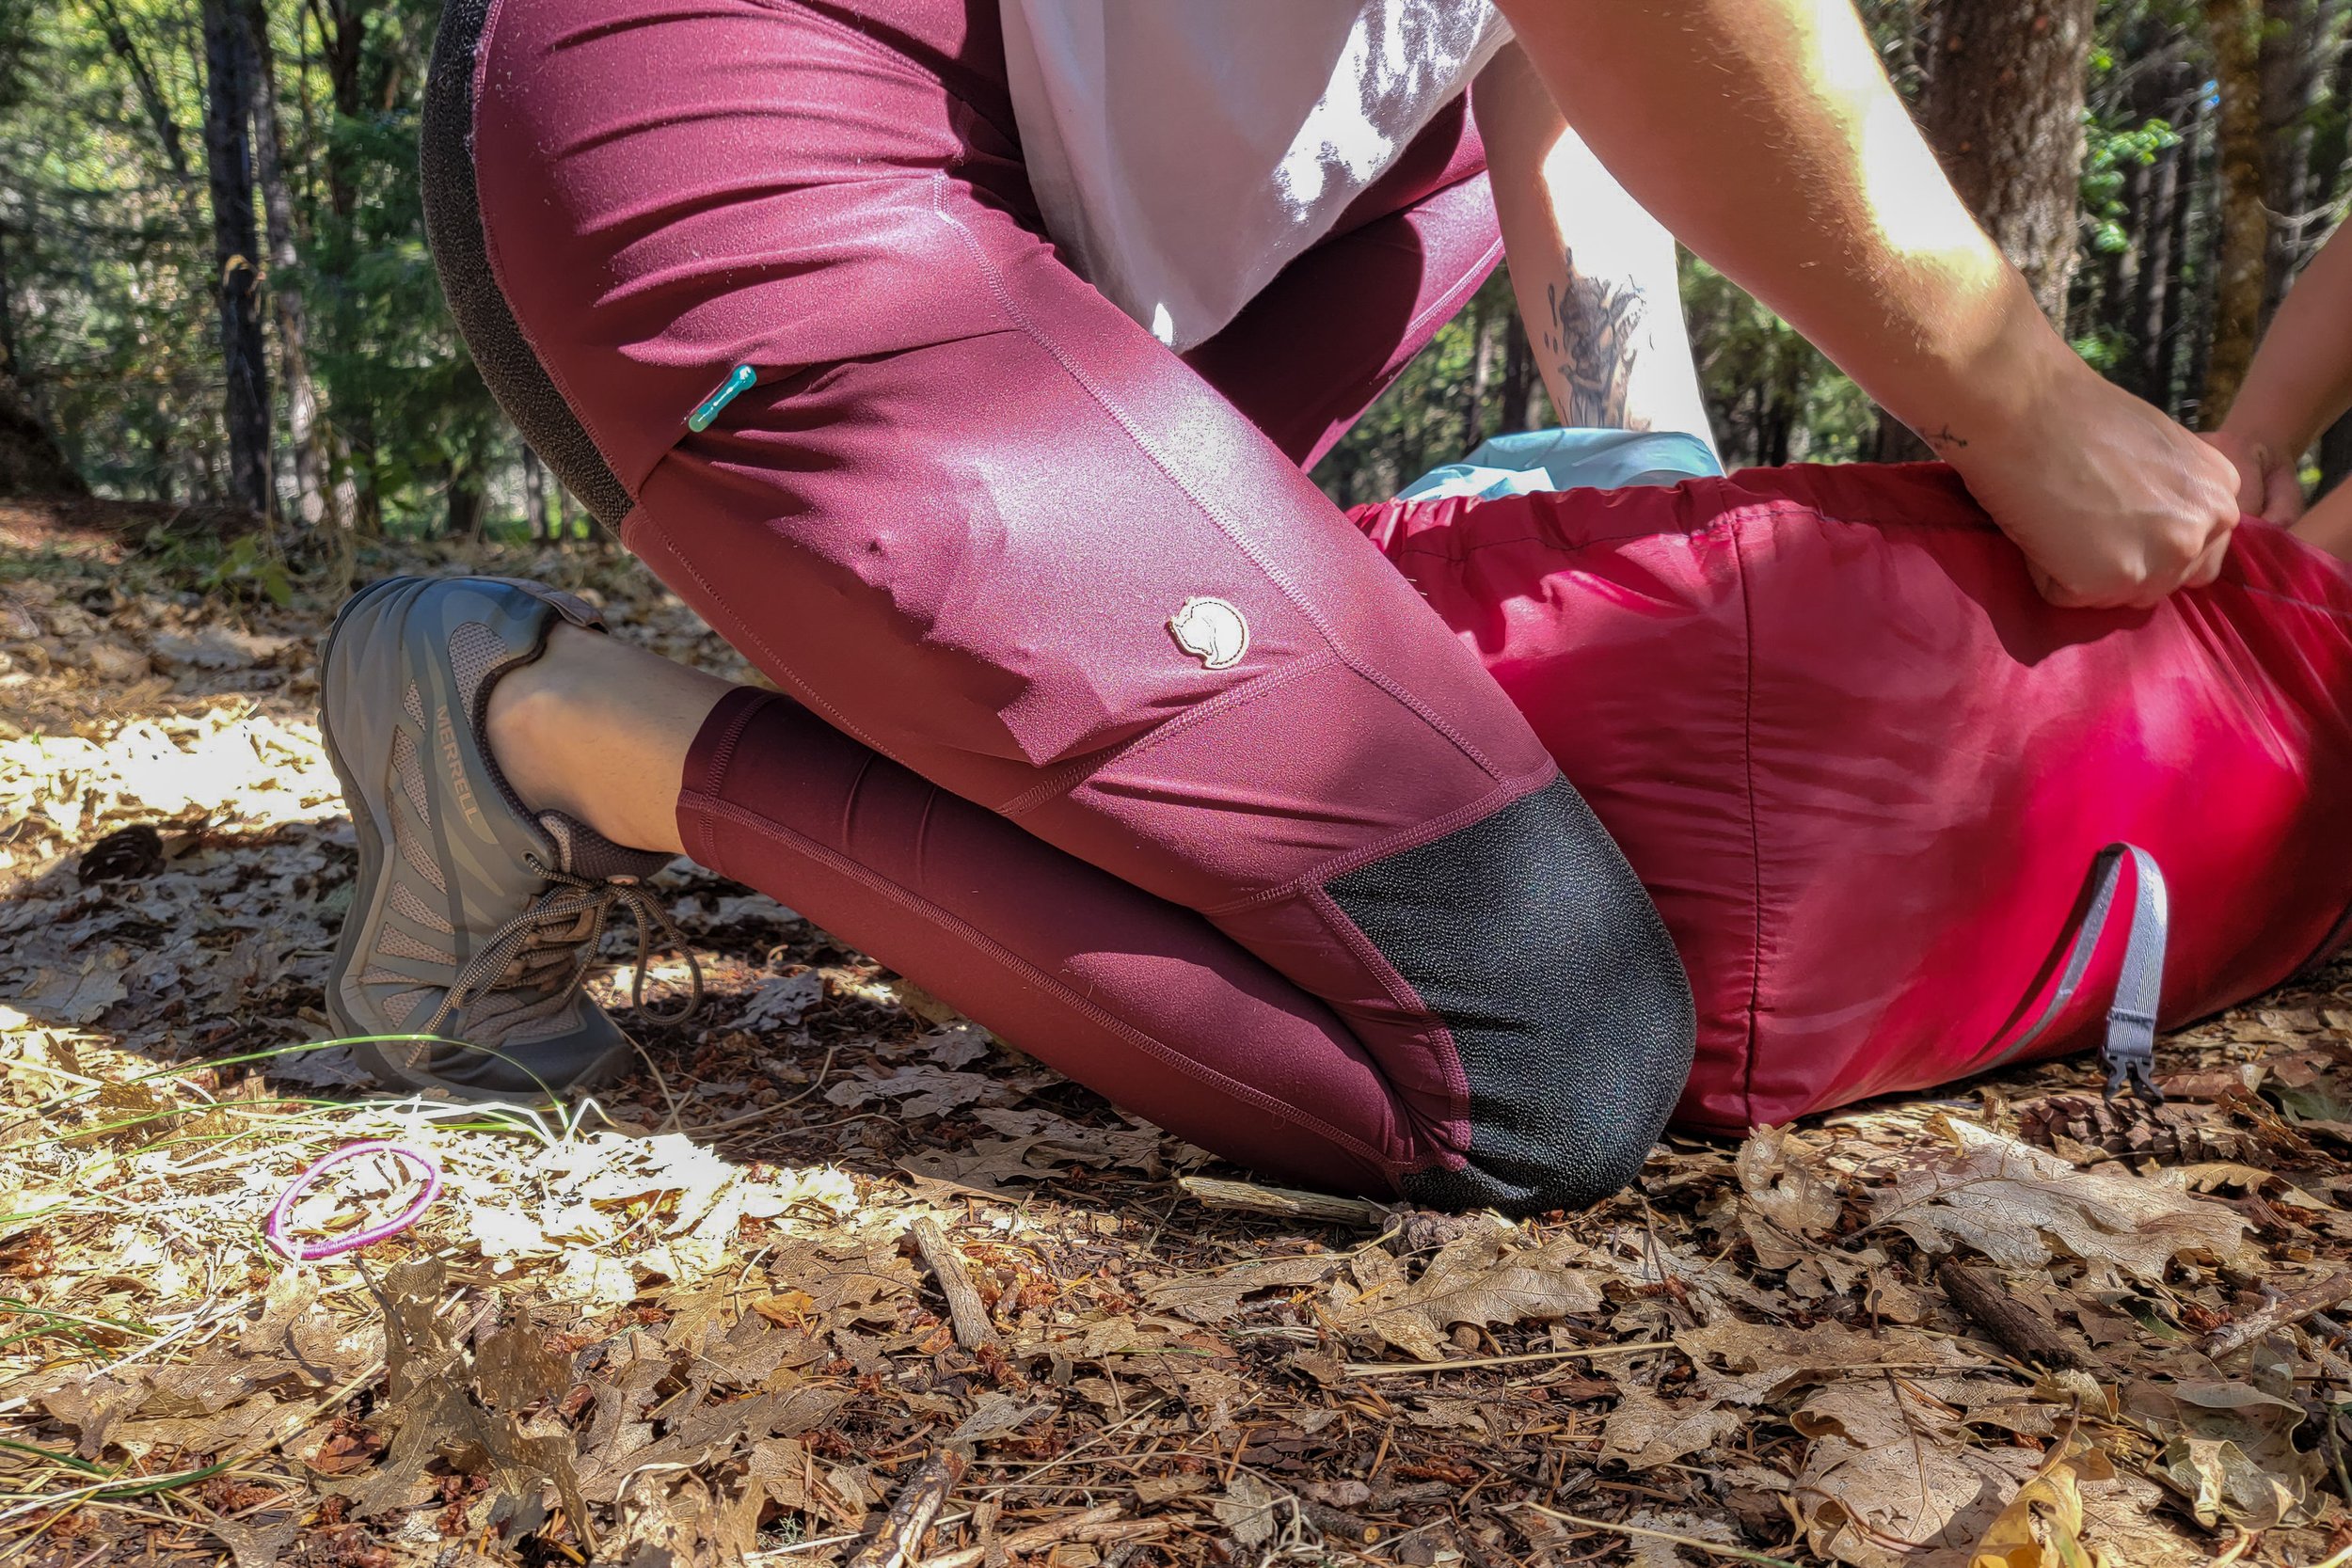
(2162, 97, 2207, 419)
(245, 0, 329, 526)
(0, 219, 20, 389)
(447, 473, 484, 539)
(1914, 0, 2100, 325)
(202, 0, 271, 515)
(1501, 310, 1542, 434)
(2259, 0, 2333, 314)
(315, 0, 367, 216)
(1461, 292, 1498, 451)
(2202, 0, 2272, 423)
(0, 203, 82, 499)
(2122, 53, 2192, 404)
(0, 368, 86, 498)
(522, 444, 548, 540)
(93, 0, 193, 184)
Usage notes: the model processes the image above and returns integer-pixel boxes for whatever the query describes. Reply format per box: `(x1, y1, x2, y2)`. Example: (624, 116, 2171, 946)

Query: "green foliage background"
(0, 0, 2344, 525)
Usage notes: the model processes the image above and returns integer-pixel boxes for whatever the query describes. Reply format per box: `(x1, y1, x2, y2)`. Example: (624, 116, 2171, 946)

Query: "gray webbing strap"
(1992, 843, 2169, 1103)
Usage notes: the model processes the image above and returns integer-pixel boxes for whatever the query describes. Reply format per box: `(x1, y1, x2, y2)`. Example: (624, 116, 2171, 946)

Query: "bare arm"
(1473, 45, 1716, 449)
(1490, 0, 2242, 607)
(2215, 222, 2352, 525)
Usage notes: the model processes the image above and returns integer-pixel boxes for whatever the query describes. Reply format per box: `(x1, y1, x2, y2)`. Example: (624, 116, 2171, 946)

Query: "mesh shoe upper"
(321, 576, 694, 1096)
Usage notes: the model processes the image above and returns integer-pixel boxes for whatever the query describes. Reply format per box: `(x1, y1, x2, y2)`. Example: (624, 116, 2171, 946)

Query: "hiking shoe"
(317, 576, 699, 1099)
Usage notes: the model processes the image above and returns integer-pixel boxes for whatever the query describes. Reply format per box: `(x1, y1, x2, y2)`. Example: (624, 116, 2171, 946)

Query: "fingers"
(2031, 520, 2233, 610)
(2201, 430, 2266, 514)
(2028, 562, 2100, 610)
(2263, 467, 2308, 527)
(2183, 527, 2232, 589)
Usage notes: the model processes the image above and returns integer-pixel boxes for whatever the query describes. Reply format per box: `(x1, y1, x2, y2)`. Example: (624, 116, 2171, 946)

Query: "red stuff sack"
(1350, 462, 2352, 1131)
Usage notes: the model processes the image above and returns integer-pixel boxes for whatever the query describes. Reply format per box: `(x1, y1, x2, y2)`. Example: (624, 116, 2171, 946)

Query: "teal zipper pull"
(687, 364, 756, 433)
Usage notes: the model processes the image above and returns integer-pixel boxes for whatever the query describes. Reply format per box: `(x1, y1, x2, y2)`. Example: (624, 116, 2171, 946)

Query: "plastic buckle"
(2101, 1010, 2164, 1104)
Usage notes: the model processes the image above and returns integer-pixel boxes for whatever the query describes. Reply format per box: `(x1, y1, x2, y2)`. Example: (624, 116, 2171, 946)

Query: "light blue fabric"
(1397, 427, 1724, 501)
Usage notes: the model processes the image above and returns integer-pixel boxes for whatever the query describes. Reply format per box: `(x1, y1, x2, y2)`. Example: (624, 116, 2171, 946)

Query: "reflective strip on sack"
(1985, 843, 2169, 1102)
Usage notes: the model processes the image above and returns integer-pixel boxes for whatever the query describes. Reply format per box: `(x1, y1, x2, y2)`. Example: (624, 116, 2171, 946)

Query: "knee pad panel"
(1327, 778, 1695, 1214)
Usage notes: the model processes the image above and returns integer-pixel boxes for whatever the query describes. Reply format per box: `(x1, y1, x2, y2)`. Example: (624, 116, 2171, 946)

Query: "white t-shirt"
(1001, 0, 1513, 353)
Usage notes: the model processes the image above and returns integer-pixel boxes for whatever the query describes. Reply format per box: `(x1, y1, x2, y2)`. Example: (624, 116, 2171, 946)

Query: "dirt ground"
(3, 515, 2351, 1568)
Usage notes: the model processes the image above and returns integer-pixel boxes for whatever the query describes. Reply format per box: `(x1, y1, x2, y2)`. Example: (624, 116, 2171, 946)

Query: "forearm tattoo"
(1542, 250, 1649, 429)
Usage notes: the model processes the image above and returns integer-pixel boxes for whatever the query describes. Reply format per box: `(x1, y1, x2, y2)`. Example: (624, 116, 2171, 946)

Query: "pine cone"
(2014, 1093, 2259, 1164)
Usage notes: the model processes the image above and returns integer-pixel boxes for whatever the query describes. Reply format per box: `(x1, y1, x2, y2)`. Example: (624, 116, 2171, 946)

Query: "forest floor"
(4, 507, 2352, 1568)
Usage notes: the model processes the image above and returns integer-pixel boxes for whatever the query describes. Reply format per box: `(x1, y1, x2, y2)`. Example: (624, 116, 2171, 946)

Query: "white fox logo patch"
(1168, 597, 1248, 670)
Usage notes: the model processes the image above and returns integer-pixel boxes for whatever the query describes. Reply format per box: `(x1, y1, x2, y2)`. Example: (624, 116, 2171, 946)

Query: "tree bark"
(92, 0, 193, 185)
(2259, 0, 2333, 315)
(2202, 0, 2273, 423)
(202, 0, 271, 515)
(0, 197, 80, 499)
(2122, 52, 2193, 405)
(0, 368, 86, 498)
(244, 0, 328, 526)
(311, 0, 379, 532)
(2164, 97, 2208, 419)
(1461, 291, 1498, 452)
(1914, 0, 2100, 325)
(1501, 309, 1542, 434)
(522, 445, 549, 540)
(447, 463, 485, 539)
(0, 219, 20, 389)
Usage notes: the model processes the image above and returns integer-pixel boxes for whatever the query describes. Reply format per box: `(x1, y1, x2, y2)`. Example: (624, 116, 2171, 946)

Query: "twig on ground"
(845, 1449, 968, 1568)
(2204, 1268, 2352, 1360)
(911, 1503, 1146, 1568)
(1345, 1342, 1676, 1377)
(907, 1217, 1000, 1353)
(1177, 1176, 1389, 1227)
(1509, 1503, 1800, 1568)
(1934, 1257, 2098, 1371)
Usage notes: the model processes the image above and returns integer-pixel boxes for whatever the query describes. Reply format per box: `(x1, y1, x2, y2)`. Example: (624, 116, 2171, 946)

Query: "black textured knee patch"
(1327, 778, 1695, 1215)
(421, 0, 635, 530)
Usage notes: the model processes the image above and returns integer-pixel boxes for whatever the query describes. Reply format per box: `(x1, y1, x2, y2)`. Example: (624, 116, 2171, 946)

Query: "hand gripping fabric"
(1348, 462, 2352, 1128)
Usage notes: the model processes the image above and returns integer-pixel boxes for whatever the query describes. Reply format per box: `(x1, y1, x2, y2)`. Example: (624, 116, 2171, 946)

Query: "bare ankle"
(484, 625, 595, 819)
(482, 622, 716, 859)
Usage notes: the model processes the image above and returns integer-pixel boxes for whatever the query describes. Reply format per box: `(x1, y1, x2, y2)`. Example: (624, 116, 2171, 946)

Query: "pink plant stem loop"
(263, 1140, 442, 1261)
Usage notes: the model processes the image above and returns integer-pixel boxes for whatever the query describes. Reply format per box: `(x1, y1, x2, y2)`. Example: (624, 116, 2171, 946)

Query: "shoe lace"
(423, 857, 704, 1039)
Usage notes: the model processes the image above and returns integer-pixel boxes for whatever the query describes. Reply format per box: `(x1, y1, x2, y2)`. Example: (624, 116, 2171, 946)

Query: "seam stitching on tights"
(998, 650, 1343, 820)
(1401, 233, 1503, 347)
(1304, 883, 1472, 1172)
(1199, 757, 1556, 919)
(701, 689, 766, 798)
(923, 172, 1510, 786)
(742, 0, 958, 89)
(677, 789, 1410, 1178)
(1729, 515, 1766, 1122)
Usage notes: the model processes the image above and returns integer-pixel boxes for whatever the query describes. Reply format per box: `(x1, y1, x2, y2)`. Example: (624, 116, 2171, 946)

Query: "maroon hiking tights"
(425, 0, 1694, 1210)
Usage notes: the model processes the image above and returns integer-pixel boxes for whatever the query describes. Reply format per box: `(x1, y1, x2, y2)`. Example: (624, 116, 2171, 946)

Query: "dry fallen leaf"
(2127, 1373, 2323, 1528)
(1144, 1254, 1345, 1324)
(1967, 1458, 2091, 1568)
(1332, 1221, 1602, 1361)
(1600, 1382, 1742, 1468)
(1213, 1470, 1283, 1547)
(1869, 1116, 2247, 1282)
(1737, 1123, 1845, 1269)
